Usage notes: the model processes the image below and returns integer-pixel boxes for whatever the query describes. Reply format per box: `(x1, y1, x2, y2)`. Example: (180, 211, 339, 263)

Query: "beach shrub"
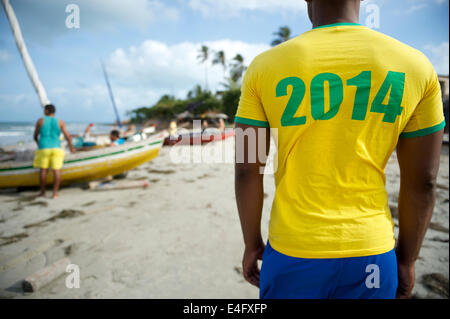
(221, 88, 241, 122)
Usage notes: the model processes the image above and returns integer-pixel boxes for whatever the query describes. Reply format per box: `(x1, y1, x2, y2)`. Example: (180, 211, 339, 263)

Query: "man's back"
(235, 23, 445, 258)
(38, 116, 61, 149)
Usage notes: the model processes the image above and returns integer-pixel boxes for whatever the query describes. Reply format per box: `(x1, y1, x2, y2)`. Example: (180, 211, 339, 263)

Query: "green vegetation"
(271, 26, 291, 46)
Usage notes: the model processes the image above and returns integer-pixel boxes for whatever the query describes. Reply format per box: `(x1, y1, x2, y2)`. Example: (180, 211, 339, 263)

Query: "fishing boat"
(164, 128, 235, 146)
(1, 0, 165, 188)
(0, 132, 166, 188)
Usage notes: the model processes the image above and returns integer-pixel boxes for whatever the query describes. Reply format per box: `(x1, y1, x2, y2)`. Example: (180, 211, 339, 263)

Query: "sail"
(1, 0, 50, 107)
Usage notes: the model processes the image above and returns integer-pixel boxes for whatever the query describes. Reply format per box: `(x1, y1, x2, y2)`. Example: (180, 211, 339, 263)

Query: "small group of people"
(83, 123, 127, 147)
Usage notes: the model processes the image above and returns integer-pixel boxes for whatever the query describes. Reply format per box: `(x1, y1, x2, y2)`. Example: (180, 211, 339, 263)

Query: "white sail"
(1, 0, 50, 107)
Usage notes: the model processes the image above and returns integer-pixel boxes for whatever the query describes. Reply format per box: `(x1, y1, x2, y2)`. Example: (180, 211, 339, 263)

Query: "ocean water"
(0, 122, 115, 148)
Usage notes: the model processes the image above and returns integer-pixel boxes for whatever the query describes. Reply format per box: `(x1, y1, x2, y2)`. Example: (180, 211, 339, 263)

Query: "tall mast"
(101, 61, 122, 129)
(1, 0, 50, 107)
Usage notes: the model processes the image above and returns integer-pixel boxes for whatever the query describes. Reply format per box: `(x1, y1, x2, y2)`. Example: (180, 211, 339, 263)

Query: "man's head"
(44, 104, 56, 116)
(110, 130, 120, 141)
(305, 0, 361, 27)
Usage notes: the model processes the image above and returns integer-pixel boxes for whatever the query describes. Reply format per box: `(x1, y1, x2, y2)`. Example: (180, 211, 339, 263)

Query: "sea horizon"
(0, 121, 117, 148)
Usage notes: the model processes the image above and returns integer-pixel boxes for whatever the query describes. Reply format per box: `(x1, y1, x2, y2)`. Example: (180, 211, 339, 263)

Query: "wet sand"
(0, 139, 448, 298)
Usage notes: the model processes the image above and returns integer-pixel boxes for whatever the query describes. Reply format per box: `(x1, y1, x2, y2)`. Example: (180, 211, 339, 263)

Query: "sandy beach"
(0, 138, 448, 299)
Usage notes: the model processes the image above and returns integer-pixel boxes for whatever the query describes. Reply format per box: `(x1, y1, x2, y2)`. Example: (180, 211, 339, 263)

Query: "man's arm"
(60, 120, 75, 152)
(235, 123, 270, 287)
(33, 118, 43, 145)
(395, 129, 444, 298)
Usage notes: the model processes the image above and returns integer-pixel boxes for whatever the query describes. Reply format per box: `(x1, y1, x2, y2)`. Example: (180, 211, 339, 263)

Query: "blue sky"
(0, 0, 448, 123)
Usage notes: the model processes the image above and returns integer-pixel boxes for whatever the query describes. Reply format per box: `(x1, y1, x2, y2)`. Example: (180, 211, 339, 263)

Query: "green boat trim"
(0, 139, 164, 173)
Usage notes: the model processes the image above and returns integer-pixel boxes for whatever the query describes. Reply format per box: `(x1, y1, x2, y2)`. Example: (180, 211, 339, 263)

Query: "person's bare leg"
(53, 169, 61, 199)
(39, 169, 47, 197)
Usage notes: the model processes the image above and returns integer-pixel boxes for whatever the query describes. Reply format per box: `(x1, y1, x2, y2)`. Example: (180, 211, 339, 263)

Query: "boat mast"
(101, 61, 122, 129)
(1, 0, 50, 107)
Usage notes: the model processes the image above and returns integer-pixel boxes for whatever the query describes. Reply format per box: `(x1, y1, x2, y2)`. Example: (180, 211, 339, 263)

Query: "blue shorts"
(260, 242, 398, 299)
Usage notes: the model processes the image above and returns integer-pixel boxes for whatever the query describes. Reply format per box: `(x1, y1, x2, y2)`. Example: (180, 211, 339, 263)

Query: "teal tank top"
(38, 116, 61, 149)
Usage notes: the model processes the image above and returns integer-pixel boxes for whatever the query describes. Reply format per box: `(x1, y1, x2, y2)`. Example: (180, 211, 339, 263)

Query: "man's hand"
(60, 120, 75, 153)
(242, 241, 265, 287)
(396, 261, 415, 299)
(33, 118, 43, 145)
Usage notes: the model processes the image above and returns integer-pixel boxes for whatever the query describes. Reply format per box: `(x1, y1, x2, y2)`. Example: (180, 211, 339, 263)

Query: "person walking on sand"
(235, 0, 445, 299)
(33, 104, 74, 199)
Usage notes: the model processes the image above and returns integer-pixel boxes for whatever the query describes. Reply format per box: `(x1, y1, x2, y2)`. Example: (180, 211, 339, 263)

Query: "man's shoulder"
(248, 37, 302, 72)
(364, 28, 431, 66)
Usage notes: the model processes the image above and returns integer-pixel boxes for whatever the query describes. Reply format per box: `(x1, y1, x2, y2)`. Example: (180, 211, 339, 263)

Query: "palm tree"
(230, 54, 246, 83)
(212, 50, 227, 78)
(220, 76, 239, 91)
(271, 26, 291, 46)
(197, 45, 210, 91)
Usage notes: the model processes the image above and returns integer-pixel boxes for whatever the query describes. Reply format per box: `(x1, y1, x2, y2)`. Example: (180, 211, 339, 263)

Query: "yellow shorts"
(33, 148, 65, 170)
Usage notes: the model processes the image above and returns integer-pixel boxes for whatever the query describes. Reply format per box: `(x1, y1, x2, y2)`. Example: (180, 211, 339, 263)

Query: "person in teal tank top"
(38, 115, 61, 149)
(33, 104, 74, 199)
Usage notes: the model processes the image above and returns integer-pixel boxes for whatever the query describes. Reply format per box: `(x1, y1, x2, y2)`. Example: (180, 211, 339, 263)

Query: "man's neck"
(311, 1, 360, 29)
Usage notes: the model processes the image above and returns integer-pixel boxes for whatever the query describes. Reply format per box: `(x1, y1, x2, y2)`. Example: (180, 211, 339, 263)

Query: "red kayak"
(164, 129, 235, 146)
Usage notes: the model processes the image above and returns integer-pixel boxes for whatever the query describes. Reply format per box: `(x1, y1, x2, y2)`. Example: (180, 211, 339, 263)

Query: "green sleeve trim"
(399, 120, 446, 138)
(313, 22, 361, 29)
(235, 116, 270, 128)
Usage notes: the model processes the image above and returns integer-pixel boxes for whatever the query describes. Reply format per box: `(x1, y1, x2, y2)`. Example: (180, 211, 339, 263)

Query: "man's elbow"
(421, 177, 438, 193)
(406, 173, 438, 195)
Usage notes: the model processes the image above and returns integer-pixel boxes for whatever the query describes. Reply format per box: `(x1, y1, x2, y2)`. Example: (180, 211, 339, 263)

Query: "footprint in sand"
(147, 169, 175, 175)
(0, 232, 29, 247)
(421, 273, 449, 298)
(24, 209, 86, 228)
(82, 201, 96, 207)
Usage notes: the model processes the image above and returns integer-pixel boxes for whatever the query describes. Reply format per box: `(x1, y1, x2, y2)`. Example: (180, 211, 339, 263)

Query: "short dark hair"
(110, 130, 120, 138)
(44, 104, 56, 114)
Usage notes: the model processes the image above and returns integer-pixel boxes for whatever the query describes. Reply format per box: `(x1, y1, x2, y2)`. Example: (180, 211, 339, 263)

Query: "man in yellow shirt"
(235, 0, 445, 299)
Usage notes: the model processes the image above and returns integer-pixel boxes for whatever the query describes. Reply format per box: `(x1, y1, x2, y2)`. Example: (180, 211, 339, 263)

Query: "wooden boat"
(0, 132, 165, 188)
(164, 129, 235, 146)
(0, 1, 168, 189)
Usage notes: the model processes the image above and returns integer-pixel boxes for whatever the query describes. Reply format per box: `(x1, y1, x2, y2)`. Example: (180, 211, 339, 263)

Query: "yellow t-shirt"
(235, 23, 445, 259)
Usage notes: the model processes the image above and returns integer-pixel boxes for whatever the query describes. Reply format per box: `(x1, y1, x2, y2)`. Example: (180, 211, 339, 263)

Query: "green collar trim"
(313, 22, 361, 30)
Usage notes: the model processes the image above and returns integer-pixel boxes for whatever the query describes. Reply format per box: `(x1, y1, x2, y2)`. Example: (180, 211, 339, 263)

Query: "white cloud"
(405, 0, 448, 11)
(24, 39, 270, 122)
(7, 0, 179, 44)
(78, 0, 180, 31)
(424, 42, 449, 75)
(0, 50, 9, 63)
(188, 0, 307, 17)
(106, 39, 270, 106)
(406, 3, 428, 13)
